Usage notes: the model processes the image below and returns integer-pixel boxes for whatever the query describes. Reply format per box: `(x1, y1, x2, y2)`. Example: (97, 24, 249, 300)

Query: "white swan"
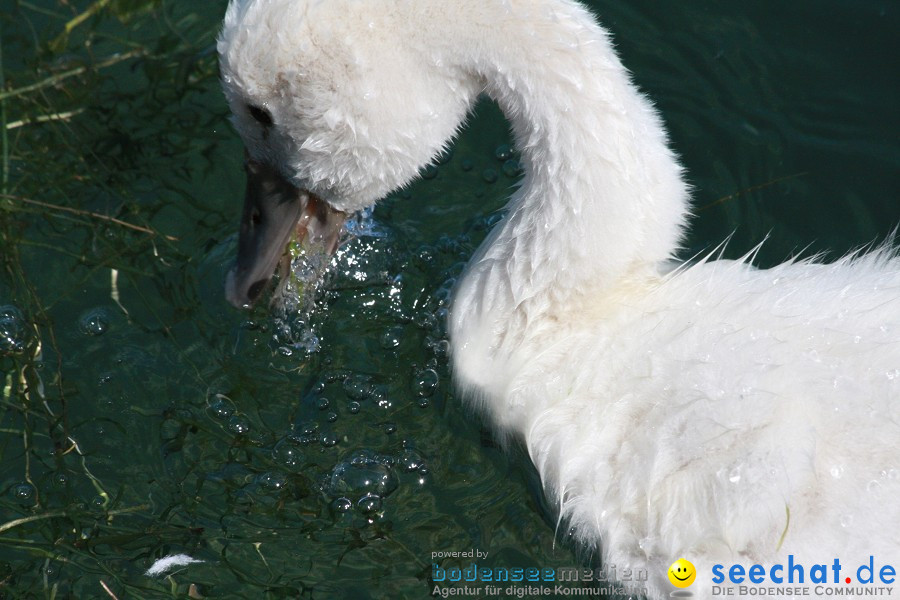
(217, 1, 900, 597)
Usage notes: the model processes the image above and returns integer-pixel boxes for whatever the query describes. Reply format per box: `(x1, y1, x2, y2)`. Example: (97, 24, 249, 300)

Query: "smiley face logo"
(668, 558, 696, 588)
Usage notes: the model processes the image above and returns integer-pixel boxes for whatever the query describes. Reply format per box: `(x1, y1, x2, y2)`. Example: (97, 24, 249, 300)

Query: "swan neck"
(442, 0, 689, 396)
(463, 0, 688, 297)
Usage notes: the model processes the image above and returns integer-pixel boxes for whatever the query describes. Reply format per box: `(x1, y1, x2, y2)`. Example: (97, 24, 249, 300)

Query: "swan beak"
(225, 159, 346, 308)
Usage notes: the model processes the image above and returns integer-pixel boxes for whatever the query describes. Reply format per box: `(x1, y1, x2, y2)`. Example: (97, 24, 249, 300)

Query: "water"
(0, 0, 897, 598)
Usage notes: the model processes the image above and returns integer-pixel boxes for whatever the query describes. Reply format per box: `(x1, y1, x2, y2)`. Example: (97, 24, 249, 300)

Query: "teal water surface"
(0, 1, 897, 598)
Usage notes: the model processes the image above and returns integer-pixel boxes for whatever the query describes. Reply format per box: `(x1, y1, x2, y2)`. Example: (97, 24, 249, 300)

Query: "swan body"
(218, 1, 900, 597)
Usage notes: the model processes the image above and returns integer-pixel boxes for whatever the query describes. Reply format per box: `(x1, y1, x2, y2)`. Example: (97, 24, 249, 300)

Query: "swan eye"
(248, 105, 273, 127)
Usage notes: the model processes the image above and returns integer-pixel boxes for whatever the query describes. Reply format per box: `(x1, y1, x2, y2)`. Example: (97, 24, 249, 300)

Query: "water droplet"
(320, 432, 339, 447)
(481, 169, 498, 183)
(461, 159, 474, 171)
(348, 401, 361, 414)
(332, 497, 352, 513)
(412, 369, 439, 397)
(421, 165, 438, 180)
(326, 411, 338, 423)
(316, 397, 330, 411)
(830, 465, 844, 479)
(866, 480, 882, 495)
(383, 423, 397, 435)
(79, 308, 109, 336)
(728, 467, 741, 484)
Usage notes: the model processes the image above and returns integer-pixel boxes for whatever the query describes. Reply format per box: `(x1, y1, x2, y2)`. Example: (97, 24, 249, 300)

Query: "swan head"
(217, 0, 479, 306)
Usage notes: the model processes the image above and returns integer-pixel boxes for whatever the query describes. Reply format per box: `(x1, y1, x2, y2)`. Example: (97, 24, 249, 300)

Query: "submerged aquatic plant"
(0, 1, 238, 596)
(0, 3, 517, 597)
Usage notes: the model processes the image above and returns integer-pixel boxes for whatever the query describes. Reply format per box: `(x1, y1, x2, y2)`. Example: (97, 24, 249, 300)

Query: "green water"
(0, 1, 897, 598)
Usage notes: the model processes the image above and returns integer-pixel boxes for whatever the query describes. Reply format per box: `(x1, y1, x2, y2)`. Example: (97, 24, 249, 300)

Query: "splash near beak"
(225, 159, 346, 308)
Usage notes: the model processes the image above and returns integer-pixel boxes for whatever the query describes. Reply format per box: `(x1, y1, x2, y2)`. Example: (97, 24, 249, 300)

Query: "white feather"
(144, 554, 204, 577)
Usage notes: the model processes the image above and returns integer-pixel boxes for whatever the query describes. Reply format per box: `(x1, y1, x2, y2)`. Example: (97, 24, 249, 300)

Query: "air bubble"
(494, 144, 512, 160)
(290, 422, 319, 444)
(326, 452, 399, 498)
(0, 305, 28, 355)
(380, 326, 403, 349)
(343, 374, 372, 400)
(481, 169, 498, 184)
(227, 415, 251, 435)
(12, 483, 36, 504)
(414, 311, 436, 330)
(431, 339, 450, 359)
(258, 472, 286, 491)
(413, 369, 439, 397)
(79, 308, 109, 336)
(357, 493, 382, 514)
(502, 159, 522, 178)
(208, 395, 235, 420)
(400, 449, 425, 472)
(272, 440, 302, 469)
